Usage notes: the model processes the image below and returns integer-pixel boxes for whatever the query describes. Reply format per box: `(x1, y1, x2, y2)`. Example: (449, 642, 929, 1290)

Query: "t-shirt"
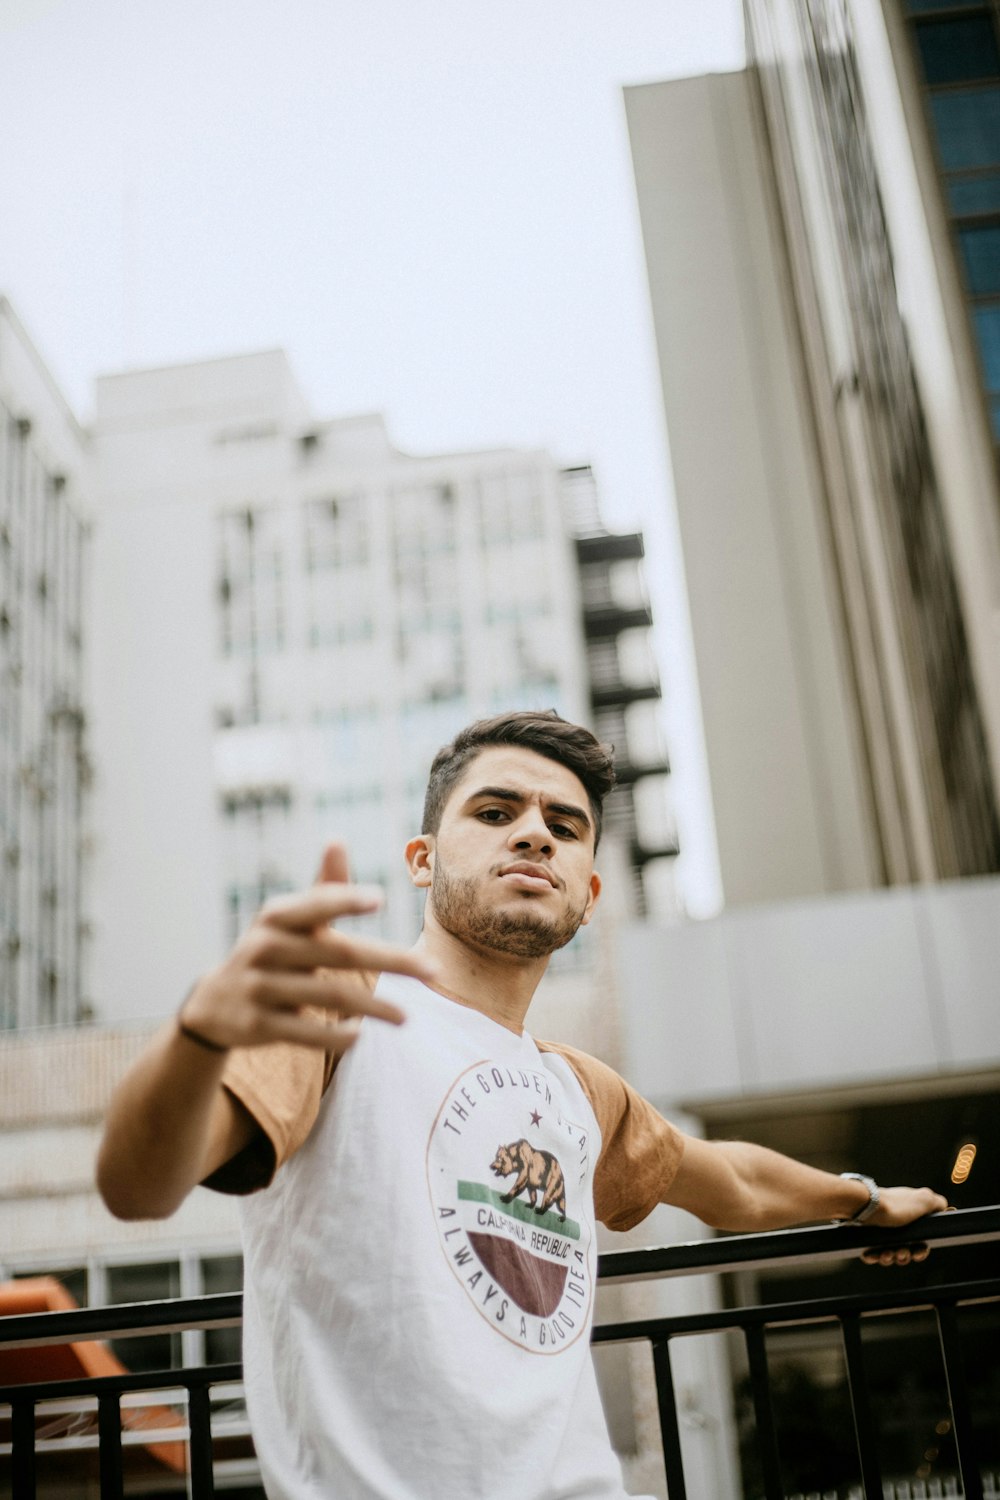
(213, 975, 685, 1500)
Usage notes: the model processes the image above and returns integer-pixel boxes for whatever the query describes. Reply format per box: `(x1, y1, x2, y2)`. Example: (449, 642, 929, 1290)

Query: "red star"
(529, 1109, 542, 1127)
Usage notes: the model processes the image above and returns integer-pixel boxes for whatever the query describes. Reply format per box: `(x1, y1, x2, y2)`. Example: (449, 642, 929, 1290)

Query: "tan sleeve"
(202, 1040, 336, 1196)
(538, 1041, 685, 1232)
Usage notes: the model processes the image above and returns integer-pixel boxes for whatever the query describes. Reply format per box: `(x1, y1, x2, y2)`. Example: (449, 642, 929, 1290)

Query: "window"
(929, 86, 1000, 171)
(107, 1260, 182, 1372)
(914, 16, 1000, 85)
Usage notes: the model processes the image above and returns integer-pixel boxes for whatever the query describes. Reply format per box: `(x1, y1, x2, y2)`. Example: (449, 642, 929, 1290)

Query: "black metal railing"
(2, 1205, 998, 1499)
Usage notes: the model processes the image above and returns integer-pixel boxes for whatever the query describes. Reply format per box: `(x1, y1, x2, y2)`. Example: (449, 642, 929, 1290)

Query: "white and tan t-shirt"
(212, 975, 684, 1500)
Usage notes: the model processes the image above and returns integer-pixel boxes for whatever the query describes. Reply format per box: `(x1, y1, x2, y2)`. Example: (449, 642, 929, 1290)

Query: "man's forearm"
(665, 1136, 948, 1232)
(708, 1141, 874, 1230)
(96, 1020, 240, 1220)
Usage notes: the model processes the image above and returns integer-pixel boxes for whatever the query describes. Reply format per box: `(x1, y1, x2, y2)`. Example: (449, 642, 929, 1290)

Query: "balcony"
(1, 1207, 997, 1499)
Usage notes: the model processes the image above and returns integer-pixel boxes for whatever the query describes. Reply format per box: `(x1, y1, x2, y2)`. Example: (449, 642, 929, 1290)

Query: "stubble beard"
(430, 860, 588, 960)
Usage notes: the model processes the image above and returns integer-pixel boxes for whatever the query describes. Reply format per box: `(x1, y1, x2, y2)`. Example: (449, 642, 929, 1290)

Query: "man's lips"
(498, 863, 558, 891)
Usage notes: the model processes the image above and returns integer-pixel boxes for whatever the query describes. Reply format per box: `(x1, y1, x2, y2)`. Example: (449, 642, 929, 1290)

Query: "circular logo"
(426, 1057, 594, 1354)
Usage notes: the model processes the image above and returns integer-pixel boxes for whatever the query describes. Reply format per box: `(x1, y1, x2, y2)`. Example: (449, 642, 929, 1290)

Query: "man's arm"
(96, 843, 436, 1221)
(664, 1135, 948, 1232)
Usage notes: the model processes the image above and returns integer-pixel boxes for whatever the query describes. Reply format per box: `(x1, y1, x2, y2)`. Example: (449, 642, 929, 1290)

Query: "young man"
(98, 710, 947, 1500)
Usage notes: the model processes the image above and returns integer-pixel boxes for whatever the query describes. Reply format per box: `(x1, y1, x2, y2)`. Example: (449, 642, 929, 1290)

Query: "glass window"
(914, 17, 1000, 85)
(972, 303, 1000, 389)
(948, 169, 1000, 215)
(107, 1260, 182, 1372)
(906, 0, 990, 10)
(929, 86, 1000, 171)
(202, 1254, 243, 1366)
(959, 223, 1000, 292)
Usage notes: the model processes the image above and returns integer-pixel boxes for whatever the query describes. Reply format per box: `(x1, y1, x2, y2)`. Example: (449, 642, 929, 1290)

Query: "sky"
(0, 0, 743, 913)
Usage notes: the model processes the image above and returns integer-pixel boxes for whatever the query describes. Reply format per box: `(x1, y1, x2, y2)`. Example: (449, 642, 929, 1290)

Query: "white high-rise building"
(87, 349, 650, 1046)
(0, 300, 91, 1031)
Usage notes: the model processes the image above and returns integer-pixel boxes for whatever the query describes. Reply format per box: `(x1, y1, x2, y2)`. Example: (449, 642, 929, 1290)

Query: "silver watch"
(838, 1171, 881, 1224)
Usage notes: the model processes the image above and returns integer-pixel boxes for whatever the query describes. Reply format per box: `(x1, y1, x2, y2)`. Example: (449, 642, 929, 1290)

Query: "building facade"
(0, 300, 91, 1032)
(86, 349, 673, 1037)
(625, 0, 1000, 908)
(622, 13, 1000, 1491)
(0, 338, 678, 1495)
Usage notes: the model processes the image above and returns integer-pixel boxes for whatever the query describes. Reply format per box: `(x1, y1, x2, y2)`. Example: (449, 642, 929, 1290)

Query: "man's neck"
(412, 926, 548, 1034)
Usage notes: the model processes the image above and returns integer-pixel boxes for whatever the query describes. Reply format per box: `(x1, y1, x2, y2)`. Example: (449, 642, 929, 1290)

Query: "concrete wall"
(618, 875, 1000, 1111)
(625, 74, 881, 908)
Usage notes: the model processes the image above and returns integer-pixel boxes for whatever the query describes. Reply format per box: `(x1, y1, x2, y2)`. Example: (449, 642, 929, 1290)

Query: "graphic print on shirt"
(426, 1058, 594, 1354)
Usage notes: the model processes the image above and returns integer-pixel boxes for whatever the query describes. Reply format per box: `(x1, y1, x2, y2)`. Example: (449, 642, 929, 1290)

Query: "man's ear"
(405, 835, 434, 888)
(579, 870, 602, 927)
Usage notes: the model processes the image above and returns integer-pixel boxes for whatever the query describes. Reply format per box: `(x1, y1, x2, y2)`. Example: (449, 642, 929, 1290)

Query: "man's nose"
(508, 812, 552, 854)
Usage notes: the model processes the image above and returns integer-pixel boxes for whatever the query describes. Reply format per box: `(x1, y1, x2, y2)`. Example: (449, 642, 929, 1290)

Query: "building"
(619, 9, 1000, 1493)
(0, 300, 91, 1032)
(0, 343, 678, 1493)
(86, 348, 673, 1043)
(625, 2, 1000, 910)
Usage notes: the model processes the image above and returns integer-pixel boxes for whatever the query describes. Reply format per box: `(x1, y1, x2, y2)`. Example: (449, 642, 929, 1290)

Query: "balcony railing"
(1, 1206, 998, 1499)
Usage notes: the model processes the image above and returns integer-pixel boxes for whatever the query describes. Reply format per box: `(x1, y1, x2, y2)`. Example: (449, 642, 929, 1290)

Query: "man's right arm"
(96, 843, 436, 1221)
(96, 1020, 257, 1220)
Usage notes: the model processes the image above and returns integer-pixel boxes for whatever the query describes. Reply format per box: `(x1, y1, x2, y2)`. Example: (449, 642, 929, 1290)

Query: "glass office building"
(902, 0, 1000, 444)
(744, 0, 1000, 876)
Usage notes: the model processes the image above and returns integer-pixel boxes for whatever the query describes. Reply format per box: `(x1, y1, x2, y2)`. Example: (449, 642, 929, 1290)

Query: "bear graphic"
(490, 1139, 567, 1221)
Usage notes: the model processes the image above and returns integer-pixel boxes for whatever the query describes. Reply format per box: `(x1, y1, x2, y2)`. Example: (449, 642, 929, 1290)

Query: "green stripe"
(457, 1180, 580, 1240)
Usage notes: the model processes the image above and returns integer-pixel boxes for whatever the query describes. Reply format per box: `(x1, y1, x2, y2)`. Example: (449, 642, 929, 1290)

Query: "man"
(98, 710, 947, 1500)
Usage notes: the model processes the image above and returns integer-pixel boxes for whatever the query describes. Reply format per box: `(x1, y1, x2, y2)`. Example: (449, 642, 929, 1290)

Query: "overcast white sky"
(1, 0, 743, 912)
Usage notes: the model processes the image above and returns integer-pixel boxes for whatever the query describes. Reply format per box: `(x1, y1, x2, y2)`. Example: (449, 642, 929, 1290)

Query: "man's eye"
(478, 808, 507, 822)
(551, 823, 577, 839)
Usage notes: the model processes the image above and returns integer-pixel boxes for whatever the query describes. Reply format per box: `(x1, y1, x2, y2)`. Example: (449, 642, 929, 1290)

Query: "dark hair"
(423, 709, 616, 848)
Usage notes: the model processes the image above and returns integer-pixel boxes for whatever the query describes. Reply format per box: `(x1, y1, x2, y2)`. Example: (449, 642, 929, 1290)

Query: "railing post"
(936, 1301, 984, 1500)
(651, 1338, 687, 1499)
(840, 1312, 883, 1500)
(187, 1380, 215, 1498)
(744, 1324, 785, 1500)
(11, 1396, 36, 1500)
(98, 1390, 124, 1500)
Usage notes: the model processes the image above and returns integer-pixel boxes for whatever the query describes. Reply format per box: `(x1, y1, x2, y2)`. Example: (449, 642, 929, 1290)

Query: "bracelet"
(176, 998, 229, 1054)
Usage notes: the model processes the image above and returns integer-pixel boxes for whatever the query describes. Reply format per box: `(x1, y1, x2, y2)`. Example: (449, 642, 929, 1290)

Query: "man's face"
(413, 745, 601, 960)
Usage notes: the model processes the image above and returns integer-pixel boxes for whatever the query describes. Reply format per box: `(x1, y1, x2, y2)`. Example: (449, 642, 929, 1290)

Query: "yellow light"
(951, 1142, 977, 1185)
(935, 1420, 951, 1436)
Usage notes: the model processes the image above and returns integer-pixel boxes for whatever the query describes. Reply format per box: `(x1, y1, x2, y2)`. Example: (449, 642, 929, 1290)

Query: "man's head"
(422, 709, 615, 851)
(409, 711, 616, 963)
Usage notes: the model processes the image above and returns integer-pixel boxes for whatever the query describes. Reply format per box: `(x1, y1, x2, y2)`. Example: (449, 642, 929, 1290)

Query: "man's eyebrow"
(547, 800, 592, 830)
(465, 786, 592, 831)
(465, 785, 526, 805)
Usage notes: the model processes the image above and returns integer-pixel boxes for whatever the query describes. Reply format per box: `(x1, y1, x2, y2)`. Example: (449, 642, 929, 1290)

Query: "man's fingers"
(257, 1012, 363, 1054)
(861, 1242, 929, 1267)
(250, 929, 433, 984)
(322, 935, 438, 982)
(315, 842, 350, 887)
(250, 971, 407, 1024)
(262, 884, 385, 931)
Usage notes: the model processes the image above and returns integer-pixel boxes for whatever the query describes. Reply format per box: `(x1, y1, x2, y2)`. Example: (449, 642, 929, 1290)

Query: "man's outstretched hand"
(178, 842, 435, 1054)
(860, 1185, 952, 1267)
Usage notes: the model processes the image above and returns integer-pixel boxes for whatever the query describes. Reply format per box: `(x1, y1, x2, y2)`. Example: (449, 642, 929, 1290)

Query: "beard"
(430, 859, 588, 960)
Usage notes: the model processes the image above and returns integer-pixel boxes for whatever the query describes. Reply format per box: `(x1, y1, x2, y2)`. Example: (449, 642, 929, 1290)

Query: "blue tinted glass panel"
(907, 1, 989, 10)
(915, 19, 1000, 84)
(960, 226, 1000, 292)
(991, 395, 1000, 439)
(973, 304, 1000, 389)
(948, 171, 1000, 214)
(930, 87, 1000, 169)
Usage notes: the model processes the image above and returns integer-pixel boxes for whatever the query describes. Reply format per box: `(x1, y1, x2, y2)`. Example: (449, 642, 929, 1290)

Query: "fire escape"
(564, 467, 678, 915)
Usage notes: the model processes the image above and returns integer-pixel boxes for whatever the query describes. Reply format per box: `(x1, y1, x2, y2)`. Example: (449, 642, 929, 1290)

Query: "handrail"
(596, 1202, 1000, 1283)
(0, 1205, 996, 1351)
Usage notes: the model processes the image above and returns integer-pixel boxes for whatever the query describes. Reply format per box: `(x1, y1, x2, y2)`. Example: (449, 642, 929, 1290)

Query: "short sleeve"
(538, 1041, 685, 1231)
(202, 1040, 334, 1195)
